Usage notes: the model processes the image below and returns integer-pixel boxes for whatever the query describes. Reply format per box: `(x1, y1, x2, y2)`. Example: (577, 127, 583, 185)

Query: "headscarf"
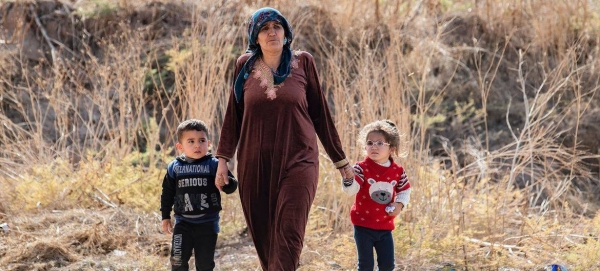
(234, 7, 294, 102)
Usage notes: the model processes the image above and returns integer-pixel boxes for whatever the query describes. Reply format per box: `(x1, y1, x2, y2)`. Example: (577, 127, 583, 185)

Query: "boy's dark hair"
(358, 119, 404, 157)
(176, 119, 209, 142)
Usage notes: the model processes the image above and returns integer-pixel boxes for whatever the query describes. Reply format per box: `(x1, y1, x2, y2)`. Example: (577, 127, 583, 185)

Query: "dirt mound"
(430, 13, 600, 162)
(0, 208, 167, 270)
(68, 222, 127, 255)
(0, 0, 191, 63)
(1, 241, 78, 270)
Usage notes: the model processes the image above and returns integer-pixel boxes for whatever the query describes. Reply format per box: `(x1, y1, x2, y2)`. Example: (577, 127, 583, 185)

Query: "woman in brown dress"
(215, 7, 354, 270)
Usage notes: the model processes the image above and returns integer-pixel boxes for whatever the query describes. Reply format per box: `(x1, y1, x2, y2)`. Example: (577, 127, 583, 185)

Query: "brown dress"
(217, 51, 347, 270)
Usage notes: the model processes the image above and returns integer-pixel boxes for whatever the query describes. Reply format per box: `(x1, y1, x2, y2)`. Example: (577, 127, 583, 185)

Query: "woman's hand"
(338, 164, 354, 180)
(215, 158, 229, 191)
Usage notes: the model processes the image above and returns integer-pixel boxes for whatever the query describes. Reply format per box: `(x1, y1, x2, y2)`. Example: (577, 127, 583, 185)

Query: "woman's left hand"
(338, 164, 354, 179)
(215, 158, 229, 191)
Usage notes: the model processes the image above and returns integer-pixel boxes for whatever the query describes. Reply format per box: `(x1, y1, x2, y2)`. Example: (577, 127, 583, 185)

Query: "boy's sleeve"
(395, 169, 411, 206)
(160, 167, 176, 220)
(222, 170, 238, 194)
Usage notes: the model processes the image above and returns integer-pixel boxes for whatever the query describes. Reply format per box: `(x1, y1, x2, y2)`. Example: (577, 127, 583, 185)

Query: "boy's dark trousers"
(170, 220, 218, 271)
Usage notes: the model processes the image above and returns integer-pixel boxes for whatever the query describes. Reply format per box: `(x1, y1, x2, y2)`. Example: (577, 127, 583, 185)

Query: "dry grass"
(1, 0, 600, 270)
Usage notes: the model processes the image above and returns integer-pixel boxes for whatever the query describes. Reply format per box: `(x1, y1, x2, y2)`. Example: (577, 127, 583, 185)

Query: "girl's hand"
(215, 158, 229, 191)
(162, 219, 173, 234)
(386, 202, 404, 216)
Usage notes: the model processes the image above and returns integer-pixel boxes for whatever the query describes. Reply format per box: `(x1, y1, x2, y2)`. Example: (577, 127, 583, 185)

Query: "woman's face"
(256, 21, 285, 54)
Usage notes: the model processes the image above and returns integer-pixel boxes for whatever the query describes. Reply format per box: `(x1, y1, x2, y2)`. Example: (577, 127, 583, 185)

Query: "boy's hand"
(215, 159, 229, 191)
(386, 202, 404, 216)
(162, 219, 173, 235)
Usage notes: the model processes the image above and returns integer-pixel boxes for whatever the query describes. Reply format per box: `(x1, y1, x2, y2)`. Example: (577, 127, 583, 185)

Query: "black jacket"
(160, 154, 237, 220)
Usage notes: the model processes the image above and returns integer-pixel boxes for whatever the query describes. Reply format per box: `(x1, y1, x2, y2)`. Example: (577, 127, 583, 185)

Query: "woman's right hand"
(215, 158, 229, 191)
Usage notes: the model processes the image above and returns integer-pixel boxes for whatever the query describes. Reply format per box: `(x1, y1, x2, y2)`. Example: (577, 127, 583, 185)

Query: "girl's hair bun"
(383, 119, 397, 128)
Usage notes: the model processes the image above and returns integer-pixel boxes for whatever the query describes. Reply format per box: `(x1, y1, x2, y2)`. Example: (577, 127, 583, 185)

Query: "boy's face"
(176, 130, 210, 160)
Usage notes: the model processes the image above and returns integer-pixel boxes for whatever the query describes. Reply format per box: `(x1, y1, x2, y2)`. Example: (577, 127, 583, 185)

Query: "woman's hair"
(357, 120, 404, 157)
(176, 119, 209, 142)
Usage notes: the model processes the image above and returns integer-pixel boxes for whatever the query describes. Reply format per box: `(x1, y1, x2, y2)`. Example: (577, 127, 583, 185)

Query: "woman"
(214, 7, 354, 271)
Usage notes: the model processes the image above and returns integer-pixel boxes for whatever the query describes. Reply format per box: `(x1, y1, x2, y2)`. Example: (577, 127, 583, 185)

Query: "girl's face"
(365, 131, 393, 164)
(176, 130, 210, 160)
(256, 21, 285, 54)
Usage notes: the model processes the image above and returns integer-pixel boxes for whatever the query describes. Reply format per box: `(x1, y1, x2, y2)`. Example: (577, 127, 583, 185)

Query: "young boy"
(160, 119, 238, 271)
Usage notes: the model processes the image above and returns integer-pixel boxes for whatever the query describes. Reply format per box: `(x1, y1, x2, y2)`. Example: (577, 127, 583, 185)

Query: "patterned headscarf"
(234, 7, 294, 102)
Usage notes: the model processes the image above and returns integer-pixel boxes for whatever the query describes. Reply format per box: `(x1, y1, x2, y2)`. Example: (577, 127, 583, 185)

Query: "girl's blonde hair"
(357, 119, 403, 157)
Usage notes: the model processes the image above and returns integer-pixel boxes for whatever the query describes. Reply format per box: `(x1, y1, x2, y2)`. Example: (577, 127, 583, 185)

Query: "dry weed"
(1, 241, 78, 268)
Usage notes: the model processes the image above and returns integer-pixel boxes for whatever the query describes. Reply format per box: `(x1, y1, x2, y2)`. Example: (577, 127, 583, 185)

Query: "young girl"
(342, 120, 411, 271)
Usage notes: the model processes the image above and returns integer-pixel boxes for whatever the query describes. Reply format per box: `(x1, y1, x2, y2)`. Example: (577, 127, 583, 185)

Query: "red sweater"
(350, 157, 410, 230)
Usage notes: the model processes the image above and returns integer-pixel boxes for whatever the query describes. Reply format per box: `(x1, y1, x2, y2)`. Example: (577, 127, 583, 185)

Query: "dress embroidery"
(253, 52, 300, 100)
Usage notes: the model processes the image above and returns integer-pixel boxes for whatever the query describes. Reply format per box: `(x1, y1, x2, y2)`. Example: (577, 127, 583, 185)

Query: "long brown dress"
(216, 51, 347, 270)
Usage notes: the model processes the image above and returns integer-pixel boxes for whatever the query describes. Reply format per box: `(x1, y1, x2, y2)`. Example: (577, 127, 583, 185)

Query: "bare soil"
(0, 208, 259, 270)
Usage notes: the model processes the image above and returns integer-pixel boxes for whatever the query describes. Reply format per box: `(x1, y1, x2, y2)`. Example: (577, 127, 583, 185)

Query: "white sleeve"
(342, 178, 360, 195)
(395, 187, 411, 206)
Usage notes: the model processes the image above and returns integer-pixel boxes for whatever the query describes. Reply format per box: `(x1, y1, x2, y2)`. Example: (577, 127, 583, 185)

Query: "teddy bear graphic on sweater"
(367, 178, 397, 204)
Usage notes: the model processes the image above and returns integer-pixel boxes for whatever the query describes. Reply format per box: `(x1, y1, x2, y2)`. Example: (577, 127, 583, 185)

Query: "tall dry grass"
(1, 0, 600, 270)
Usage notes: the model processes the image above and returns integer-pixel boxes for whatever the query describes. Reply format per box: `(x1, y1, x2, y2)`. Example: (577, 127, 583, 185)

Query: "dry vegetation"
(1, 0, 600, 270)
